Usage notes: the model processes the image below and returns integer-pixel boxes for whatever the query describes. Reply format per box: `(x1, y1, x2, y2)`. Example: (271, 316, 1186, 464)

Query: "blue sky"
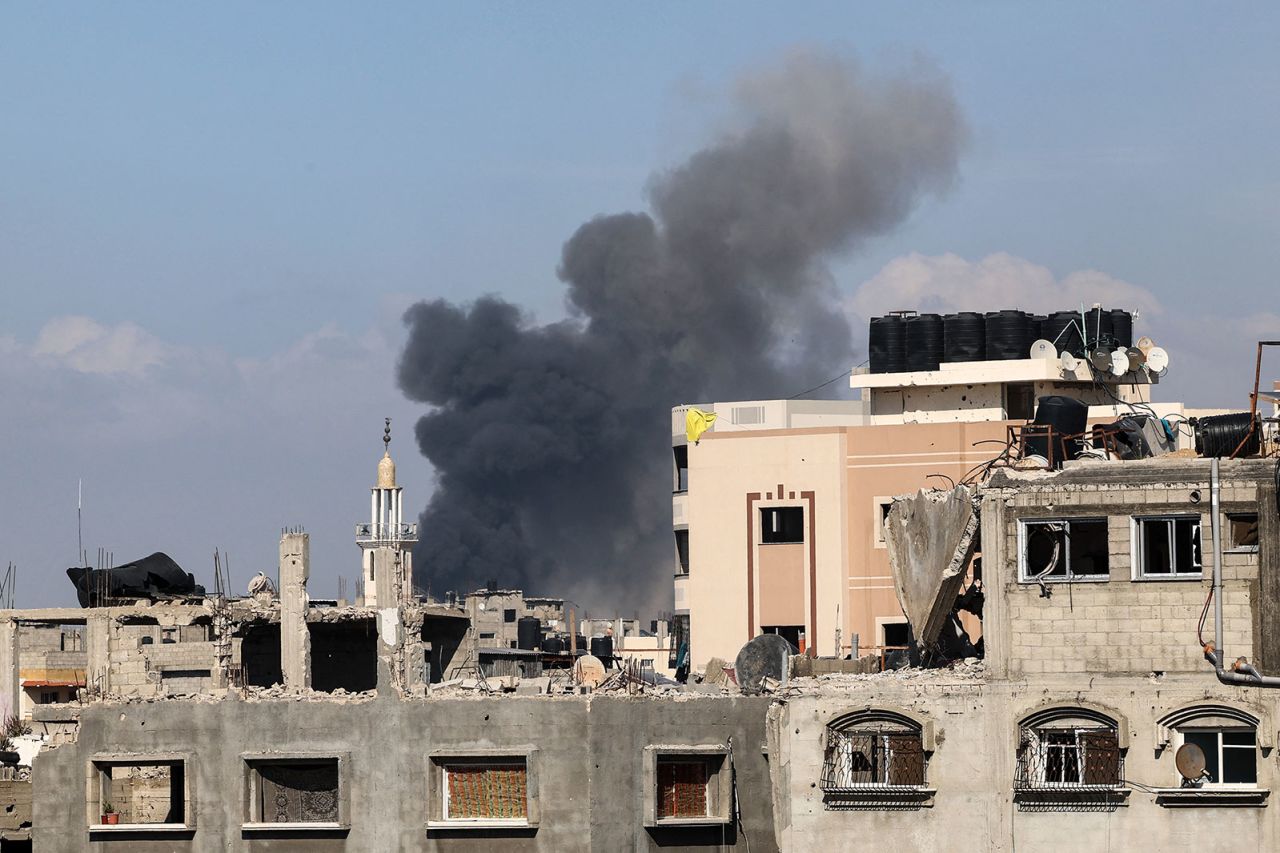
(3, 4, 1280, 607)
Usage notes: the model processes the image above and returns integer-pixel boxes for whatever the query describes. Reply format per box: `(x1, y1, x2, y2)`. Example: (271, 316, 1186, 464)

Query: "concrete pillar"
(280, 532, 311, 691)
(0, 620, 18, 719)
(85, 612, 110, 697)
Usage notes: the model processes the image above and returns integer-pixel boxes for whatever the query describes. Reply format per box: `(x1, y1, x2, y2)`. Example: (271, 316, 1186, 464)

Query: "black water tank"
(1031, 314, 1047, 343)
(985, 310, 1034, 360)
(868, 316, 907, 373)
(573, 634, 586, 653)
(1041, 311, 1084, 357)
(590, 635, 614, 661)
(1083, 307, 1115, 350)
(1109, 309, 1133, 349)
(1027, 396, 1090, 466)
(517, 617, 541, 651)
(943, 312, 985, 363)
(905, 313, 944, 371)
(541, 635, 564, 654)
(1195, 412, 1261, 458)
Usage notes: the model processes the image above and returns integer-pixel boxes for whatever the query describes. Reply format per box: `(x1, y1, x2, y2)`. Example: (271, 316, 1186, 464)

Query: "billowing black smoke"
(398, 50, 965, 611)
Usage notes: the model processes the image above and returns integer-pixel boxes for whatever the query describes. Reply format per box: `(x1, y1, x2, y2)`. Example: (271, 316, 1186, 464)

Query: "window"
(503, 609, 517, 624)
(674, 530, 689, 575)
(1134, 516, 1201, 578)
(642, 746, 731, 826)
(88, 755, 192, 831)
(427, 753, 537, 828)
(1019, 518, 1109, 582)
(1228, 513, 1259, 552)
(760, 507, 804, 544)
(872, 498, 893, 548)
(1014, 707, 1126, 809)
(657, 758, 710, 819)
(40, 690, 59, 704)
(673, 445, 689, 493)
(820, 710, 932, 809)
(1181, 729, 1256, 786)
(1006, 383, 1035, 421)
(243, 756, 346, 829)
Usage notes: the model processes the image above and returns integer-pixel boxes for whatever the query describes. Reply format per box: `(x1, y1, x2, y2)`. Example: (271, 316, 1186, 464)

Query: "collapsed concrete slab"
(884, 486, 980, 649)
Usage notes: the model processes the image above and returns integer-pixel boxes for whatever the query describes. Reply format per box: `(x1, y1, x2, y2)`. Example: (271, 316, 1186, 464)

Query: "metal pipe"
(1205, 456, 1280, 687)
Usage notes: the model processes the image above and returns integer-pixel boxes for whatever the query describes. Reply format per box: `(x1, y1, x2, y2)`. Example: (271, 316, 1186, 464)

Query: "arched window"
(1015, 706, 1124, 791)
(820, 709, 933, 808)
(1157, 705, 1260, 788)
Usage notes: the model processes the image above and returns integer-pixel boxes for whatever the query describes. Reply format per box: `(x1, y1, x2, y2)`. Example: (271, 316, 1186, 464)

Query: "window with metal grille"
(443, 761, 528, 821)
(822, 728, 925, 789)
(1134, 516, 1201, 578)
(1015, 726, 1121, 789)
(657, 758, 710, 819)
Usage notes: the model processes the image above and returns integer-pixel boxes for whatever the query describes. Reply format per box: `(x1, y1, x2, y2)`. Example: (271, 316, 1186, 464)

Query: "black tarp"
(66, 552, 205, 607)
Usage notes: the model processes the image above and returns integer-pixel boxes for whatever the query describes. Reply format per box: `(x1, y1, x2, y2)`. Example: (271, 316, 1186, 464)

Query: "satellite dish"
(573, 654, 606, 687)
(1146, 346, 1170, 373)
(1109, 348, 1129, 377)
(1089, 348, 1113, 371)
(734, 633, 794, 695)
(1175, 742, 1207, 782)
(1125, 347, 1146, 372)
(1060, 352, 1079, 373)
(1136, 335, 1156, 355)
(1030, 339, 1057, 360)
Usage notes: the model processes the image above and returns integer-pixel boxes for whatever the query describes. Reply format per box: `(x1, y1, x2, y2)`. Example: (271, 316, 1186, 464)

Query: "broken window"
(820, 710, 931, 808)
(245, 757, 343, 826)
(874, 499, 893, 547)
(441, 760, 528, 822)
(762, 625, 802, 652)
(240, 624, 283, 688)
(89, 757, 188, 828)
(1228, 513, 1259, 552)
(760, 507, 804, 544)
(1135, 516, 1202, 578)
(674, 530, 690, 575)
(673, 445, 689, 493)
(309, 621, 377, 693)
(1020, 518, 1109, 582)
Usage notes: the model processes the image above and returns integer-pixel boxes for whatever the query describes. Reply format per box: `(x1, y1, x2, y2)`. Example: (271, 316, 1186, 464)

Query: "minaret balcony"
(355, 522, 419, 544)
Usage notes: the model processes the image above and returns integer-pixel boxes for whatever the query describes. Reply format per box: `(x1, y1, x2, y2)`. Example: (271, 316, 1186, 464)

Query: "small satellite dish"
(1175, 742, 1207, 782)
(1125, 347, 1145, 372)
(1089, 348, 1113, 371)
(1136, 335, 1155, 355)
(1146, 346, 1170, 373)
(1029, 339, 1057, 360)
(573, 654, 606, 687)
(1060, 352, 1079, 373)
(1109, 348, 1129, 377)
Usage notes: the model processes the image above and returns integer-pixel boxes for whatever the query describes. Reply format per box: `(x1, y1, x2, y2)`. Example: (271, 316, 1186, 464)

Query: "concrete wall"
(33, 695, 775, 853)
(775, 676, 1280, 853)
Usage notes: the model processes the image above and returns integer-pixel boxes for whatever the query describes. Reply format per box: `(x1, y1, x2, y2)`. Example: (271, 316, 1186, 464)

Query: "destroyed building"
(671, 308, 1225, 669)
(2, 328, 1280, 852)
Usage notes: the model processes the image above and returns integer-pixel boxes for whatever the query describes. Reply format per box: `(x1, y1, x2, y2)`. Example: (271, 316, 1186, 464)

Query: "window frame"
(1017, 517, 1111, 584)
(819, 710, 935, 810)
(1174, 727, 1258, 789)
(642, 745, 732, 827)
(1131, 514, 1203, 580)
(86, 752, 195, 834)
(1226, 513, 1260, 554)
(759, 506, 805, 545)
(426, 748, 539, 830)
(1013, 706, 1129, 809)
(872, 497, 893, 550)
(241, 752, 350, 832)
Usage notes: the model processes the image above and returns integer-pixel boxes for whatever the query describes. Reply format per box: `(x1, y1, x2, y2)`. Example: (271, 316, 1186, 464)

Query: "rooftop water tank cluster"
(867, 308, 1133, 374)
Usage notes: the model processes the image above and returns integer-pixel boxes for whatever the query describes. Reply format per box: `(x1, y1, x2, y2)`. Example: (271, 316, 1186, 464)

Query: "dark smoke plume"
(398, 50, 965, 612)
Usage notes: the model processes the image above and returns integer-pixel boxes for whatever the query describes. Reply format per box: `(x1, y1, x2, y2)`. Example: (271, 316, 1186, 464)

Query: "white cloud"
(848, 252, 1162, 321)
(31, 315, 170, 375)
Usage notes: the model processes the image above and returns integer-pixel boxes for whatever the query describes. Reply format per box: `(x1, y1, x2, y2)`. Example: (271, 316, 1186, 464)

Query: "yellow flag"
(685, 408, 717, 444)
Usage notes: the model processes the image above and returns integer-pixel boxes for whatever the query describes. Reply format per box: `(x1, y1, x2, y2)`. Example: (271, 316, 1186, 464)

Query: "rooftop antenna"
(77, 478, 84, 566)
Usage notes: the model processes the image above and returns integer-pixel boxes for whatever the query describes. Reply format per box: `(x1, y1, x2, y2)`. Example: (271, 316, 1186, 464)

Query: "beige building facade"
(673, 357, 1214, 667)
